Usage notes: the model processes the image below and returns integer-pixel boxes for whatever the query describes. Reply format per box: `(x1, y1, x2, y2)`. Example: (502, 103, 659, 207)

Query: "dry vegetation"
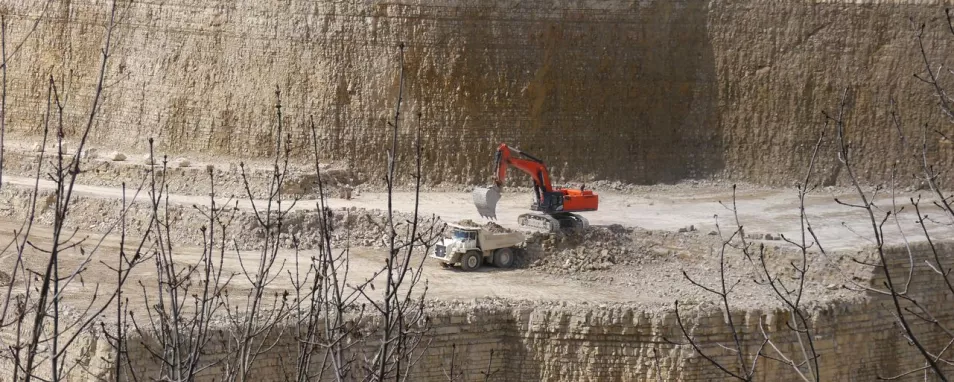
(3, 1, 954, 381)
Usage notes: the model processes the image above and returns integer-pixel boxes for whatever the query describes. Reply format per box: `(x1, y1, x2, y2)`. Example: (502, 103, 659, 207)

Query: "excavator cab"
(533, 191, 565, 213)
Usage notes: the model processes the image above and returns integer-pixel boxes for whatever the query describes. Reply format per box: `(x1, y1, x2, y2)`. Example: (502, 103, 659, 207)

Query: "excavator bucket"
(472, 186, 501, 219)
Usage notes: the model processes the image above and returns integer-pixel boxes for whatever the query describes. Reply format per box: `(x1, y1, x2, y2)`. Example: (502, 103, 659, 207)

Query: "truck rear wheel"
(493, 248, 514, 268)
(460, 251, 482, 272)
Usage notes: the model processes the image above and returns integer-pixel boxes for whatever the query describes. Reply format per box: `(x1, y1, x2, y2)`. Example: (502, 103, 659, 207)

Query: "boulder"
(82, 148, 98, 159)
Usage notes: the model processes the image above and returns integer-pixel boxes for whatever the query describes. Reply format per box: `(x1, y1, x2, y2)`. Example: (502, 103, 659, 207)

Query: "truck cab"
(431, 224, 523, 271)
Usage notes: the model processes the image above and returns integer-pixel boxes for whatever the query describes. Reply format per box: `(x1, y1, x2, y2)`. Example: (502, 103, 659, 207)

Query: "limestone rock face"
(2, 0, 952, 186)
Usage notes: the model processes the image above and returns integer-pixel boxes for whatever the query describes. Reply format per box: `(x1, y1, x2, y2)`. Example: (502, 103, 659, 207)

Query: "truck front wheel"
(493, 248, 514, 268)
(460, 251, 482, 272)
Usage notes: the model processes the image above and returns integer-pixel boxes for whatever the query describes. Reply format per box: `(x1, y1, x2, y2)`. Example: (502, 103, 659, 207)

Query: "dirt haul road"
(2, 174, 943, 251)
(0, 174, 942, 313)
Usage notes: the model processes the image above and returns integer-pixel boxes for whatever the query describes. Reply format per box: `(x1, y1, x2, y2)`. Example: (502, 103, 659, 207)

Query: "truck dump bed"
(477, 231, 524, 251)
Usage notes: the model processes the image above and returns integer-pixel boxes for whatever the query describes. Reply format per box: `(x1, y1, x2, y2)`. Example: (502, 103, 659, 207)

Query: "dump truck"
(430, 223, 524, 271)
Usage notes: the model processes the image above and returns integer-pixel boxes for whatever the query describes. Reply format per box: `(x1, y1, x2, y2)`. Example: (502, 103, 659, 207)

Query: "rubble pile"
(482, 222, 510, 233)
(455, 219, 481, 227)
(0, 186, 428, 251)
(520, 225, 700, 273)
(455, 219, 511, 234)
(239, 207, 429, 249)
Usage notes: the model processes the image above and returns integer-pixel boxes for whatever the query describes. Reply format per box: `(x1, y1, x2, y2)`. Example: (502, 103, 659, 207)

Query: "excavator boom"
(490, 144, 553, 191)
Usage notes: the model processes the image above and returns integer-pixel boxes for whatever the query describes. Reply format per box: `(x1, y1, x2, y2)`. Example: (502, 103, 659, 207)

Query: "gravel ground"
(0, 139, 899, 314)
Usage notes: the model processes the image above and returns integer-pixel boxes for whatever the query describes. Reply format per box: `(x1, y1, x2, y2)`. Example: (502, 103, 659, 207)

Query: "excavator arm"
(474, 144, 555, 219)
(473, 142, 598, 231)
(491, 144, 553, 192)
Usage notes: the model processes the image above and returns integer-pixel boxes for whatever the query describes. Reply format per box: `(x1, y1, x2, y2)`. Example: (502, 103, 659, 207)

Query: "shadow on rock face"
(403, 1, 722, 185)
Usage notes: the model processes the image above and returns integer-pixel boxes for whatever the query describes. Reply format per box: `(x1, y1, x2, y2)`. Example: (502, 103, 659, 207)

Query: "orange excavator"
(472, 143, 598, 232)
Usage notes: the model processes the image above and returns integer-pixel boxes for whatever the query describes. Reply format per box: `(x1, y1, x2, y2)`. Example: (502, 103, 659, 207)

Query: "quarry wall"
(3, 0, 954, 186)
(50, 242, 954, 381)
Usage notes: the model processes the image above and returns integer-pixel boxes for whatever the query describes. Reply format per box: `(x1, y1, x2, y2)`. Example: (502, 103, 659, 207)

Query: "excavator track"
(517, 212, 589, 233)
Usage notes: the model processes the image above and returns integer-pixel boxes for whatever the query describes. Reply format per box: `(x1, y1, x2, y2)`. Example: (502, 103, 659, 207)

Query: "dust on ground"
(0, 138, 904, 318)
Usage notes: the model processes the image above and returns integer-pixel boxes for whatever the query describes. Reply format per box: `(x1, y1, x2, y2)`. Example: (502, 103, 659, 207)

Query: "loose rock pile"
(454, 219, 509, 233)
(282, 207, 429, 249)
(519, 225, 719, 274)
(0, 186, 432, 251)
